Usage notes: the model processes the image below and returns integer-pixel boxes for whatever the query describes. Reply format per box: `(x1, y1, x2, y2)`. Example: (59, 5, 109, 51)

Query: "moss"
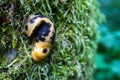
(0, 0, 102, 80)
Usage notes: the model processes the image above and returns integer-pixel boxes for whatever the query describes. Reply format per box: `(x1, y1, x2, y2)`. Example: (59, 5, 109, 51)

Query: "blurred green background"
(94, 0, 120, 80)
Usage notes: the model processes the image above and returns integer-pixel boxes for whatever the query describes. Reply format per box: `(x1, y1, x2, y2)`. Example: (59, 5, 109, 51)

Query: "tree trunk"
(0, 0, 102, 80)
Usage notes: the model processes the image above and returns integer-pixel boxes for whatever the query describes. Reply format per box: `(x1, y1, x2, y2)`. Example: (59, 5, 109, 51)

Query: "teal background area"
(94, 0, 120, 80)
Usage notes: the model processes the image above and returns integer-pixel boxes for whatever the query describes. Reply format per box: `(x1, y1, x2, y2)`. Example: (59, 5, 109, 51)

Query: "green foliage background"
(0, 0, 102, 80)
(95, 0, 120, 80)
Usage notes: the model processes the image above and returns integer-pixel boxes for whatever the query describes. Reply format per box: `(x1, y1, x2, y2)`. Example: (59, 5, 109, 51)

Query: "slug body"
(24, 14, 55, 62)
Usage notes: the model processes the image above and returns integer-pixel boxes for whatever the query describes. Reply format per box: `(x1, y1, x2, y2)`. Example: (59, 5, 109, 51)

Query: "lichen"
(0, 0, 102, 80)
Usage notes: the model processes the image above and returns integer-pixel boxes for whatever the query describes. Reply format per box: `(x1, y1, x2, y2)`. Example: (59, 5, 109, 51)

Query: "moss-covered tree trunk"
(0, 0, 102, 80)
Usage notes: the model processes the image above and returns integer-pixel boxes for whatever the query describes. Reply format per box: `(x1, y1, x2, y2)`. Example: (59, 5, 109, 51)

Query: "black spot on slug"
(43, 30, 50, 36)
(43, 48, 47, 53)
(34, 21, 51, 42)
(29, 15, 45, 23)
(29, 16, 38, 23)
(37, 36, 46, 42)
(38, 21, 51, 37)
